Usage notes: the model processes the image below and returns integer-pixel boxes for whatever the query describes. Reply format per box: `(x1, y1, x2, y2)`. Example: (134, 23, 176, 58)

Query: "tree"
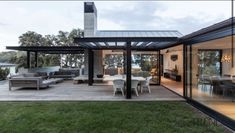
(44, 35, 57, 46)
(0, 67, 10, 80)
(56, 28, 84, 67)
(2, 28, 84, 69)
(0, 51, 17, 63)
(19, 31, 45, 46)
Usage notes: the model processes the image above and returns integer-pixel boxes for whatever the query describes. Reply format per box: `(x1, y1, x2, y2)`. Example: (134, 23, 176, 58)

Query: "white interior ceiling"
(192, 36, 235, 49)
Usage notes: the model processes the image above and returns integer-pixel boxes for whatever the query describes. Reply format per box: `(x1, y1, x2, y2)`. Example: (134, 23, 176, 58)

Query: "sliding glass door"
(185, 36, 235, 121)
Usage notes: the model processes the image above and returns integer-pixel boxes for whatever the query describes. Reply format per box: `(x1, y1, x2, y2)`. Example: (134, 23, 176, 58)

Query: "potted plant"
(0, 67, 10, 80)
(173, 65, 178, 74)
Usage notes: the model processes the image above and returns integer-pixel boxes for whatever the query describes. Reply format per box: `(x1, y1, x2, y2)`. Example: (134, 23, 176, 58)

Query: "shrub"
(0, 67, 10, 80)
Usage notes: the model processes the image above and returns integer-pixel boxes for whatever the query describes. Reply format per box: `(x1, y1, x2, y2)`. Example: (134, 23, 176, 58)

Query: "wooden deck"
(0, 80, 184, 101)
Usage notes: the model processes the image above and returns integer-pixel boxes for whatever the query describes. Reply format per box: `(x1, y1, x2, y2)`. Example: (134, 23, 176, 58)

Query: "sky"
(0, 1, 233, 51)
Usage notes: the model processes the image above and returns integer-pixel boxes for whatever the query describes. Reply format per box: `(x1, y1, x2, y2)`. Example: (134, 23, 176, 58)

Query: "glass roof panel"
(117, 42, 125, 46)
(108, 42, 116, 46)
(99, 42, 105, 46)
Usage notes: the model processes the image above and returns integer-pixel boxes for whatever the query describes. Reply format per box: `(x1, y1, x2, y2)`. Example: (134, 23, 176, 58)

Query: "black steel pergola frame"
(74, 37, 179, 50)
(74, 36, 179, 99)
(6, 46, 84, 68)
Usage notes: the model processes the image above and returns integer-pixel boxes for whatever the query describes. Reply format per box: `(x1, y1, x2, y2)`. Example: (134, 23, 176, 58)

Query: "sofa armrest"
(9, 77, 42, 91)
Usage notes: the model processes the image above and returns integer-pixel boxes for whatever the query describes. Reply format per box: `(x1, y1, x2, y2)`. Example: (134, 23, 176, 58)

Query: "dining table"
(102, 75, 146, 82)
(204, 76, 235, 97)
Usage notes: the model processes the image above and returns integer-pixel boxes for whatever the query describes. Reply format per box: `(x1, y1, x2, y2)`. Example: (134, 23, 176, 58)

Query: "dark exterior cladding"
(181, 17, 235, 41)
(84, 2, 97, 16)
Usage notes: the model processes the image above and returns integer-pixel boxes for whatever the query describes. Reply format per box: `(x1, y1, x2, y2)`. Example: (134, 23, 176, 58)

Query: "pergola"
(74, 36, 180, 99)
(6, 46, 84, 68)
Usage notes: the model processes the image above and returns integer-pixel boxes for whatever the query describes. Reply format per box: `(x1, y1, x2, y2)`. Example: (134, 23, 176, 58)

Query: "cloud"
(97, 1, 165, 30)
(0, 22, 7, 26)
(98, 19, 125, 30)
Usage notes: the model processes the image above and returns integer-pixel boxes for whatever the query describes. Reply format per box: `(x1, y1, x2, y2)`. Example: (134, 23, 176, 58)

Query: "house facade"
(6, 2, 235, 129)
(78, 2, 235, 129)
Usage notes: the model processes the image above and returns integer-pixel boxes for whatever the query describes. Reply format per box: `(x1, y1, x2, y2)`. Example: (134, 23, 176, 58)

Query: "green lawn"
(0, 102, 225, 133)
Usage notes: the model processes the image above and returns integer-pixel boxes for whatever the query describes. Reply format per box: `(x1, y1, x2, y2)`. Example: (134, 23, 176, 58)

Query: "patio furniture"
(49, 70, 76, 79)
(140, 77, 151, 93)
(131, 80, 139, 96)
(9, 77, 53, 91)
(46, 78, 64, 84)
(113, 79, 125, 96)
(73, 75, 104, 84)
(19, 72, 48, 80)
(35, 72, 48, 80)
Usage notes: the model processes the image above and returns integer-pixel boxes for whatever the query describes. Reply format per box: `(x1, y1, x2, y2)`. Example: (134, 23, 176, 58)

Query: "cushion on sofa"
(23, 73, 37, 77)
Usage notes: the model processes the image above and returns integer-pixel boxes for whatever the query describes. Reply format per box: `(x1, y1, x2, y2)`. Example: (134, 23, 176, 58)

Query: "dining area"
(104, 75, 152, 97)
(198, 74, 235, 101)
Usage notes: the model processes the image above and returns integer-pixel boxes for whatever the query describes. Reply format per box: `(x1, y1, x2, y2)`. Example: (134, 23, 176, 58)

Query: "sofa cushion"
(23, 73, 37, 77)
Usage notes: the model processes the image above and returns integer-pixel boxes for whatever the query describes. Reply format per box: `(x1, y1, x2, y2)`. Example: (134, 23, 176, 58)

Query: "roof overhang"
(180, 17, 235, 45)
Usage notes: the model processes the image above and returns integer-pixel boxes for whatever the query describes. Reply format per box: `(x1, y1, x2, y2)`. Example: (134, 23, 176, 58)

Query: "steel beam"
(126, 41, 132, 99)
(88, 49, 94, 86)
(27, 51, 31, 68)
(35, 51, 38, 68)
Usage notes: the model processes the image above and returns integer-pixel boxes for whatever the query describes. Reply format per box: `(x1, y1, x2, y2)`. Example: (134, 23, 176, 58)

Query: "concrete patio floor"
(0, 80, 184, 101)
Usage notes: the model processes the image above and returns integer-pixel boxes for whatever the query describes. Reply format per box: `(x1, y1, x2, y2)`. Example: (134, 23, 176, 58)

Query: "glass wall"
(131, 51, 160, 84)
(102, 50, 160, 84)
(102, 50, 124, 76)
(160, 45, 184, 95)
(186, 36, 235, 120)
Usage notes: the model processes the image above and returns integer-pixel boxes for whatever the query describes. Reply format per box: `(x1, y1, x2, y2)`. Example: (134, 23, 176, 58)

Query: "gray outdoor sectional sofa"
(9, 73, 63, 91)
(49, 69, 79, 79)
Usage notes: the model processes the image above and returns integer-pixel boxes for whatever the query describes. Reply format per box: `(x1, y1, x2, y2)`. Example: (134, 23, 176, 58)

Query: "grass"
(0, 102, 225, 133)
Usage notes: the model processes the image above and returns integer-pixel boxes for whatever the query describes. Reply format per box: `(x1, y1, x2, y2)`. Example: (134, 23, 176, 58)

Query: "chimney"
(84, 2, 97, 37)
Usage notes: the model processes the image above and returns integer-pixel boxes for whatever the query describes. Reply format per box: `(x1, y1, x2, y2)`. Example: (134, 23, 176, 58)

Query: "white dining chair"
(140, 77, 151, 93)
(113, 79, 125, 96)
(131, 80, 139, 96)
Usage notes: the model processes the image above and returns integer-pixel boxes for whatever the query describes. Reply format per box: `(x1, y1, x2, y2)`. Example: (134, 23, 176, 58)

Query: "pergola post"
(123, 51, 126, 74)
(88, 49, 94, 86)
(126, 41, 132, 99)
(34, 51, 38, 68)
(26, 51, 31, 68)
(158, 50, 161, 85)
